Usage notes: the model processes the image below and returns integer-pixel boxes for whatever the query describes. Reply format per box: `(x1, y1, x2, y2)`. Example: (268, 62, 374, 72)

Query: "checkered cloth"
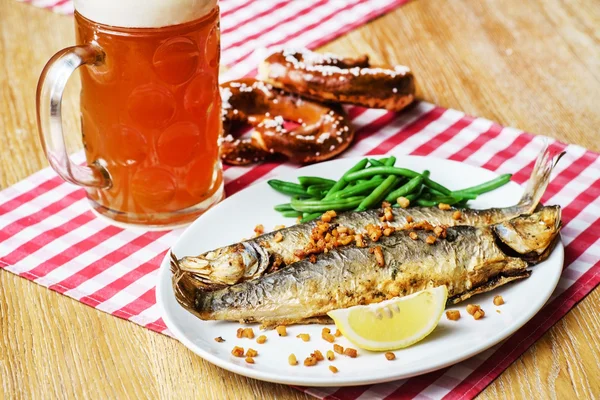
(5, 0, 600, 399)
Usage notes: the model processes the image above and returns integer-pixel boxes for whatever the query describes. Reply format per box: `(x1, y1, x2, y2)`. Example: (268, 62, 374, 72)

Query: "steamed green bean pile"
(268, 157, 512, 222)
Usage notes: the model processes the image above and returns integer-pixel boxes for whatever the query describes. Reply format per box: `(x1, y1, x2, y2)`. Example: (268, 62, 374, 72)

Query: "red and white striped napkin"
(6, 0, 600, 399)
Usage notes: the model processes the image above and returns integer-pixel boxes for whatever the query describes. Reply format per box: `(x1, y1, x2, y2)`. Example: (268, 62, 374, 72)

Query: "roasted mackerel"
(172, 207, 561, 326)
(172, 145, 561, 290)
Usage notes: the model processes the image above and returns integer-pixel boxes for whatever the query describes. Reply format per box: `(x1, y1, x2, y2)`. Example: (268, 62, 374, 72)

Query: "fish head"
(176, 242, 270, 286)
(493, 205, 561, 264)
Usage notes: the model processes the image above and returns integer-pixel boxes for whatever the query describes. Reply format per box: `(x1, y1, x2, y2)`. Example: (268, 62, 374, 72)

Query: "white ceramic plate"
(156, 155, 563, 387)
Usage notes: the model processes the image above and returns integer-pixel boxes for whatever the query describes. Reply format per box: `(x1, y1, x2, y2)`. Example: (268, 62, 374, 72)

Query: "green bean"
(291, 196, 365, 213)
(422, 177, 451, 196)
(290, 195, 321, 204)
(359, 158, 387, 184)
(274, 203, 294, 212)
(323, 159, 369, 199)
(415, 198, 438, 207)
(307, 183, 333, 191)
(455, 198, 470, 208)
(297, 176, 336, 187)
(385, 171, 428, 202)
(344, 166, 421, 181)
(450, 174, 512, 197)
(422, 187, 475, 200)
(333, 178, 385, 198)
(430, 196, 464, 205)
(459, 192, 478, 200)
(306, 184, 332, 198)
(268, 179, 309, 197)
(356, 176, 399, 211)
(368, 157, 393, 166)
(404, 193, 420, 202)
(300, 212, 322, 223)
(392, 179, 431, 207)
(424, 187, 444, 196)
(387, 177, 407, 192)
(372, 157, 397, 180)
(294, 197, 367, 207)
(311, 190, 330, 198)
(416, 195, 464, 207)
(368, 158, 385, 167)
(396, 193, 422, 206)
(271, 158, 509, 216)
(404, 184, 425, 203)
(280, 210, 302, 218)
(345, 165, 451, 194)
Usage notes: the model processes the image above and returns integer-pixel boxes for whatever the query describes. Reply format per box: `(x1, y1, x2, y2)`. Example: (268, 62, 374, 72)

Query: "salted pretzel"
(220, 78, 354, 165)
(258, 48, 415, 111)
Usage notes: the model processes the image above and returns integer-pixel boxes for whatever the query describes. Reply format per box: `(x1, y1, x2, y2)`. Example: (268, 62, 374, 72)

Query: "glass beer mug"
(37, 0, 223, 228)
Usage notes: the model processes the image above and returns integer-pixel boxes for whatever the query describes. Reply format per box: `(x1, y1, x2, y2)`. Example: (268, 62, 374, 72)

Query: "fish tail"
(170, 251, 181, 275)
(170, 252, 196, 310)
(516, 140, 565, 214)
(170, 252, 208, 316)
(170, 251, 226, 318)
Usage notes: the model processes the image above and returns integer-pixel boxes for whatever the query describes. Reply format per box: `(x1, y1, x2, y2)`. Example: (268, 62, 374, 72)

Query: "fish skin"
(174, 205, 547, 290)
(177, 206, 528, 281)
(173, 207, 561, 326)
(174, 144, 562, 289)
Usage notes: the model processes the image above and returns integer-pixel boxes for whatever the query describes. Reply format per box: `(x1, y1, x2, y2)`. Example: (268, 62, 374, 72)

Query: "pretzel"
(220, 136, 270, 166)
(258, 48, 415, 111)
(220, 78, 354, 165)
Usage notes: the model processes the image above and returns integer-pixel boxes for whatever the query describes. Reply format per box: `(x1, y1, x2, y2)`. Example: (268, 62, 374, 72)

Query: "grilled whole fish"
(172, 206, 561, 326)
(173, 145, 562, 291)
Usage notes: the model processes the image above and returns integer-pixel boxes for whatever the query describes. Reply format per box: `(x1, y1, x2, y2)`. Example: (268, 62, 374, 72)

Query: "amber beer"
(37, 0, 223, 228)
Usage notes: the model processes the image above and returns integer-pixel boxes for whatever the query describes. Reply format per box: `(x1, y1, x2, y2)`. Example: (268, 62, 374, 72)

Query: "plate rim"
(156, 154, 564, 387)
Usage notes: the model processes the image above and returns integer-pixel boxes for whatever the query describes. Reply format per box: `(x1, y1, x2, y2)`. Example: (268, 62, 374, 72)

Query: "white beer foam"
(74, 0, 217, 28)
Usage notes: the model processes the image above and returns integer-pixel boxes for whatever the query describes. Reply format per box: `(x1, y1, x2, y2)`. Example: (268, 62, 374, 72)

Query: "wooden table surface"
(1, 0, 599, 398)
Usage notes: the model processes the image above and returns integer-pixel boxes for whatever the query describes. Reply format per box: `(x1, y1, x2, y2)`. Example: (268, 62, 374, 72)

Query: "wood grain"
(0, 0, 599, 399)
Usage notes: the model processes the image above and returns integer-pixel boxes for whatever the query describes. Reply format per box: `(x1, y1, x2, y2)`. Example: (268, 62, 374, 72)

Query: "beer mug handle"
(36, 45, 111, 189)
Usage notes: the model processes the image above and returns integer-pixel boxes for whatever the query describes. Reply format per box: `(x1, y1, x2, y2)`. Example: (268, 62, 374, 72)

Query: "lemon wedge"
(327, 286, 448, 351)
